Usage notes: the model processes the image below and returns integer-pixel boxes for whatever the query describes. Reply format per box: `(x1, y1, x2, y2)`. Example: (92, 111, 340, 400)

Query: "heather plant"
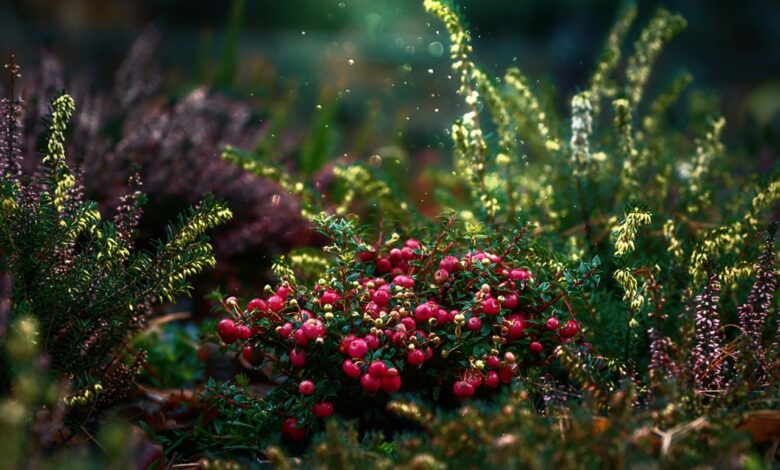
(185, 0, 780, 466)
(0, 56, 231, 412)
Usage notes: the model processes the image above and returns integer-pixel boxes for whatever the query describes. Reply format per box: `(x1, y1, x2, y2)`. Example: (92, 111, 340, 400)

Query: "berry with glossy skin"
(482, 297, 501, 315)
(439, 255, 460, 273)
(247, 298, 267, 313)
(242, 345, 257, 363)
(372, 289, 391, 306)
(414, 303, 433, 322)
(365, 334, 380, 350)
(503, 293, 518, 309)
(381, 374, 402, 393)
(545, 317, 560, 331)
(466, 316, 482, 331)
(347, 338, 369, 358)
(360, 373, 381, 392)
(376, 258, 392, 273)
(342, 359, 362, 379)
(268, 295, 285, 312)
(236, 324, 253, 340)
(290, 348, 306, 368)
(294, 328, 310, 346)
(392, 275, 414, 289)
(313, 402, 334, 418)
(298, 380, 315, 395)
(559, 319, 580, 338)
(281, 417, 306, 442)
(302, 318, 326, 339)
(486, 355, 500, 369)
(276, 285, 291, 299)
(453, 380, 475, 399)
(434, 269, 449, 284)
(321, 289, 340, 305)
(407, 348, 425, 366)
(529, 341, 544, 353)
(217, 319, 237, 344)
(506, 316, 526, 340)
(465, 370, 483, 389)
(389, 248, 403, 262)
(510, 268, 532, 281)
(368, 360, 388, 378)
(485, 370, 500, 388)
(499, 365, 515, 383)
(279, 322, 294, 339)
(404, 238, 421, 250)
(400, 317, 416, 332)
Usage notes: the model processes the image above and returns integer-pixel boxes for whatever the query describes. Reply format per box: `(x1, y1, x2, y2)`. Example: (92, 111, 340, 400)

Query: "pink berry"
(485, 371, 500, 388)
(368, 360, 388, 378)
(414, 303, 433, 322)
(298, 380, 315, 395)
(217, 319, 237, 344)
(372, 289, 391, 306)
(510, 268, 532, 281)
(392, 275, 414, 289)
(321, 289, 340, 305)
(434, 269, 449, 284)
(482, 297, 501, 315)
(507, 318, 526, 340)
(503, 293, 518, 309)
(347, 338, 368, 358)
(236, 324, 253, 340)
(247, 298, 267, 313)
(279, 322, 294, 338)
(545, 317, 560, 331)
(360, 373, 381, 392)
(294, 328, 310, 346)
(342, 359, 362, 379)
(453, 380, 475, 399)
(290, 348, 306, 368)
(302, 318, 326, 340)
(530, 341, 543, 353)
(381, 374, 402, 393)
(559, 320, 580, 338)
(313, 401, 334, 418)
(365, 334, 380, 350)
(376, 258, 392, 273)
(486, 355, 500, 369)
(407, 348, 425, 366)
(466, 316, 482, 331)
(268, 295, 285, 312)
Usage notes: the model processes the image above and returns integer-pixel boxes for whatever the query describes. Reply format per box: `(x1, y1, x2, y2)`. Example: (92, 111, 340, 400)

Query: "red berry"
(401, 247, 414, 259)
(381, 374, 402, 393)
(302, 318, 326, 339)
(545, 317, 560, 331)
(530, 341, 543, 353)
(453, 380, 475, 399)
(236, 324, 253, 340)
(510, 268, 532, 281)
(389, 248, 403, 262)
(414, 303, 433, 322)
(498, 365, 515, 383)
(281, 417, 306, 442)
(503, 293, 518, 309)
(298, 380, 315, 395)
(392, 275, 414, 289)
(372, 289, 391, 306)
(290, 348, 306, 368)
(347, 338, 368, 358)
(242, 345, 255, 362)
(313, 401, 334, 418)
(321, 289, 340, 305)
(358, 250, 375, 262)
(404, 238, 421, 250)
(376, 258, 392, 273)
(339, 334, 356, 354)
(400, 317, 417, 332)
(482, 297, 501, 315)
(365, 334, 380, 350)
(435, 308, 450, 324)
(485, 370, 500, 388)
(247, 298, 267, 313)
(559, 320, 580, 338)
(342, 359, 362, 379)
(276, 285, 291, 299)
(439, 255, 460, 272)
(360, 373, 381, 392)
(434, 269, 449, 284)
(465, 369, 483, 388)
(268, 295, 285, 312)
(407, 348, 425, 366)
(466, 316, 482, 331)
(294, 328, 310, 346)
(368, 360, 388, 378)
(507, 318, 526, 340)
(217, 319, 237, 344)
(486, 355, 500, 369)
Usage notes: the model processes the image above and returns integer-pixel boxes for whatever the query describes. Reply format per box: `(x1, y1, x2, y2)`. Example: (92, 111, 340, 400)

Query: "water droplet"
(301, 31, 306, 36)
(369, 155, 382, 167)
(271, 194, 281, 207)
(427, 68, 434, 74)
(338, 1, 346, 7)
(316, 104, 323, 110)
(427, 41, 444, 57)
(348, 58, 355, 65)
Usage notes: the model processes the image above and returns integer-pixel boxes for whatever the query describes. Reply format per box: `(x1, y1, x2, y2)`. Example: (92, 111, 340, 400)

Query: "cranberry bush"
(202, 214, 599, 445)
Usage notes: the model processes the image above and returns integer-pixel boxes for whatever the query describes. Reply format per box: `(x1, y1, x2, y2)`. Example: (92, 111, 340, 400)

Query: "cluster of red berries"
(214, 236, 581, 442)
